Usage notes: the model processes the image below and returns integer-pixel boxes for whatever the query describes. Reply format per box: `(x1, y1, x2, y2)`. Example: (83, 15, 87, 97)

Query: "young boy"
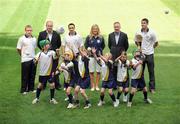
(115, 51, 131, 105)
(16, 25, 37, 94)
(32, 40, 59, 104)
(74, 49, 91, 109)
(56, 50, 75, 109)
(127, 50, 152, 107)
(92, 48, 118, 107)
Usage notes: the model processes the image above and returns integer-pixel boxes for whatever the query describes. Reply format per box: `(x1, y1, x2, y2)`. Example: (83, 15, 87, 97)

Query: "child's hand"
(139, 60, 143, 64)
(91, 47, 96, 54)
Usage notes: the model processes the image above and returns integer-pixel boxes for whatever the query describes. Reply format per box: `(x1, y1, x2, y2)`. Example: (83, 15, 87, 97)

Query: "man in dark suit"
(37, 20, 61, 90)
(108, 21, 129, 88)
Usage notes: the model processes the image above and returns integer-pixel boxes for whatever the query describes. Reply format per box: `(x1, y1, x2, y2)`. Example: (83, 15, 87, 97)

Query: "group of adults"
(17, 18, 158, 95)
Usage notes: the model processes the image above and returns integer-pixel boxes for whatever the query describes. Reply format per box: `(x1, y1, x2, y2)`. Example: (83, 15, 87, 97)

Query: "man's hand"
(153, 42, 158, 48)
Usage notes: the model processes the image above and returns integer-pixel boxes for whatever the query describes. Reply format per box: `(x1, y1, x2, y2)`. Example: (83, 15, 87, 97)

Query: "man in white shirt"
(134, 18, 158, 93)
(17, 25, 37, 94)
(62, 23, 83, 85)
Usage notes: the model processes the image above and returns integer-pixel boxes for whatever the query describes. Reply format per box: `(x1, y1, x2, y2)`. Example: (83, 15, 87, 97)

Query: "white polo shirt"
(117, 60, 130, 82)
(131, 58, 143, 79)
(62, 33, 83, 55)
(17, 35, 37, 63)
(35, 50, 57, 76)
(134, 29, 157, 55)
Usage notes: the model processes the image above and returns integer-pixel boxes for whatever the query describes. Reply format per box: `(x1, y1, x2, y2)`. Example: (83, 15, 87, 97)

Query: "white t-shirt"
(100, 59, 113, 81)
(16, 35, 37, 62)
(131, 58, 143, 79)
(36, 50, 57, 76)
(62, 33, 83, 55)
(134, 29, 157, 55)
(60, 61, 74, 83)
(117, 60, 130, 82)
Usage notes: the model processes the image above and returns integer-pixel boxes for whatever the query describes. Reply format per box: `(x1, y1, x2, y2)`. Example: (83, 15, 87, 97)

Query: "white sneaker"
(123, 95, 128, 102)
(113, 101, 118, 107)
(32, 98, 39, 104)
(50, 98, 58, 104)
(91, 87, 95, 91)
(32, 90, 36, 93)
(67, 103, 74, 109)
(97, 100, 105, 106)
(23, 92, 27, 95)
(84, 103, 91, 109)
(127, 102, 132, 107)
(116, 99, 120, 105)
(144, 98, 153, 104)
(95, 87, 100, 91)
(64, 97, 69, 101)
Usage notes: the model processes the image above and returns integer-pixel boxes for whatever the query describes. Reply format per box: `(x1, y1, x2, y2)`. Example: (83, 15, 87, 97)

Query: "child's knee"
(124, 88, 129, 92)
(50, 83, 55, 89)
(143, 87, 147, 92)
(38, 83, 43, 89)
(118, 87, 123, 92)
(108, 89, 113, 95)
(131, 88, 136, 94)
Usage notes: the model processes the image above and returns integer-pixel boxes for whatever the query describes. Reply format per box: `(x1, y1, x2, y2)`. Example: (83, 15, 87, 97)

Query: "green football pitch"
(0, 0, 180, 124)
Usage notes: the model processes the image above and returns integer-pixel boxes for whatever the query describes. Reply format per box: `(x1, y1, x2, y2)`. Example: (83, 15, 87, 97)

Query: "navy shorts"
(102, 80, 114, 89)
(131, 78, 146, 89)
(39, 76, 54, 84)
(64, 80, 75, 89)
(117, 80, 129, 89)
(77, 77, 90, 89)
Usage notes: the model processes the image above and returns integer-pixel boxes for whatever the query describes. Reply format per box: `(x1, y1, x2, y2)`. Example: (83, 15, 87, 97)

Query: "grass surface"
(0, 0, 180, 124)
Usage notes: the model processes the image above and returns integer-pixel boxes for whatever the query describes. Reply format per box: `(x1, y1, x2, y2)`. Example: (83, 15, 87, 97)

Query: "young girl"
(56, 50, 75, 109)
(92, 48, 118, 107)
(32, 40, 59, 104)
(115, 51, 131, 105)
(73, 49, 91, 109)
(127, 50, 152, 107)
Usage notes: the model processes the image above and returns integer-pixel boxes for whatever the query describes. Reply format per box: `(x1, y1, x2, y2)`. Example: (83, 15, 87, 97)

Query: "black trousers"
(21, 60, 36, 93)
(143, 54, 155, 90)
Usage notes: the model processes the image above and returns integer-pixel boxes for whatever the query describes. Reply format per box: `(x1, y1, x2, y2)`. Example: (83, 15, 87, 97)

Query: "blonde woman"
(84, 24, 105, 91)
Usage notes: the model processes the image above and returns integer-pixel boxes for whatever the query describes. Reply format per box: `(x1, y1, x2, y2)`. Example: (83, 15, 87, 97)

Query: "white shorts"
(89, 57, 101, 73)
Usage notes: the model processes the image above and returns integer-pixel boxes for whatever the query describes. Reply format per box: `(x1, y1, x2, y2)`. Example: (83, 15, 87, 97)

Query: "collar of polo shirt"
(141, 28, 149, 32)
(24, 34, 33, 38)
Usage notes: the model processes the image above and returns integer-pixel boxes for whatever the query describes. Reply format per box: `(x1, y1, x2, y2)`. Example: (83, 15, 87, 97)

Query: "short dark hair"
(141, 18, 149, 24)
(68, 23, 75, 28)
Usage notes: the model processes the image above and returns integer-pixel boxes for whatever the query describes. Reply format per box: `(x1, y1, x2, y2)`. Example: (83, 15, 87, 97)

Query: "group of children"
(32, 39, 152, 109)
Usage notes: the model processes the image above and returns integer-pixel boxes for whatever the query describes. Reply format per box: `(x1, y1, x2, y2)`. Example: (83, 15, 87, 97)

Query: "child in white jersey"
(92, 48, 118, 107)
(32, 40, 59, 104)
(127, 50, 152, 107)
(74, 49, 91, 109)
(115, 51, 131, 105)
(56, 50, 75, 109)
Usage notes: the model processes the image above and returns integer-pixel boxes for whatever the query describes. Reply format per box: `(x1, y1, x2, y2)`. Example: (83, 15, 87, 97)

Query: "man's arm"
(124, 34, 129, 51)
(37, 32, 42, 50)
(108, 34, 111, 50)
(56, 32, 61, 48)
(153, 42, 158, 48)
(17, 49, 21, 56)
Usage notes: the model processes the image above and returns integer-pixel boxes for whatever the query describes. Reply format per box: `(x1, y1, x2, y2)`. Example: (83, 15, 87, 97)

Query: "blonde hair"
(89, 24, 102, 39)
